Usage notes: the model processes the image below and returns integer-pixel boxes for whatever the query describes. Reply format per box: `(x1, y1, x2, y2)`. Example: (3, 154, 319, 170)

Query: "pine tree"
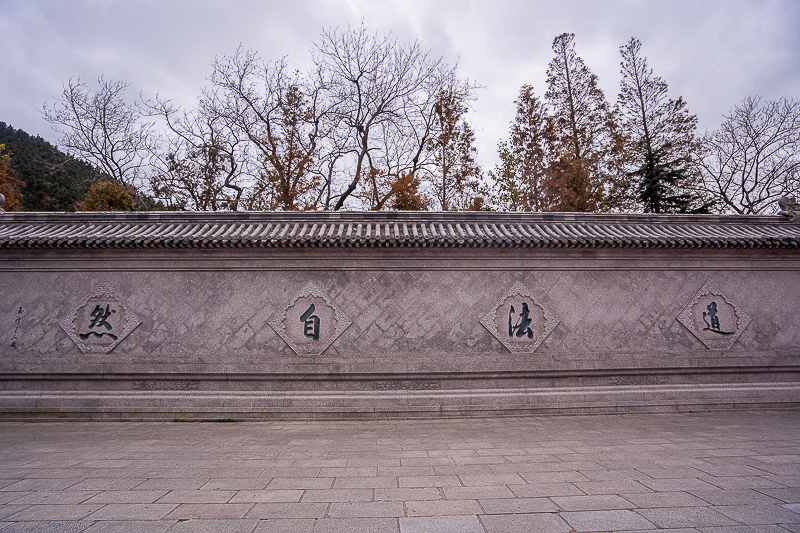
(616, 37, 701, 212)
(631, 142, 707, 213)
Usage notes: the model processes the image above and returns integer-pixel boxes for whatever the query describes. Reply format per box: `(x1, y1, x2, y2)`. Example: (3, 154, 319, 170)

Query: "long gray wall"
(1, 246, 798, 419)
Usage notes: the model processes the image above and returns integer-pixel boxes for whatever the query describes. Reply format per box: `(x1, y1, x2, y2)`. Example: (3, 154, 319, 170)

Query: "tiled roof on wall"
(0, 211, 798, 249)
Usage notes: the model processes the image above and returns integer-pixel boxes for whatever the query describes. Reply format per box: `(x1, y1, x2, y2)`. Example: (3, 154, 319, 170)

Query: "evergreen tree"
(616, 37, 699, 212)
(0, 122, 99, 211)
(631, 142, 709, 213)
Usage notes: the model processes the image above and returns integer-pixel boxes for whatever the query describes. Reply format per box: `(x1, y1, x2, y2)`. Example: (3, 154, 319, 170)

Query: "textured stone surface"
(0, 412, 798, 530)
(1, 218, 798, 418)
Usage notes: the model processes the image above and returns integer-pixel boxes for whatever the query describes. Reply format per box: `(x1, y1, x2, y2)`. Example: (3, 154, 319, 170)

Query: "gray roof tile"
(0, 211, 798, 250)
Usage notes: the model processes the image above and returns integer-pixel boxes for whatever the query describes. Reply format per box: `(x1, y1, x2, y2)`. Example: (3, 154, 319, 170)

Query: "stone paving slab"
(0, 411, 799, 531)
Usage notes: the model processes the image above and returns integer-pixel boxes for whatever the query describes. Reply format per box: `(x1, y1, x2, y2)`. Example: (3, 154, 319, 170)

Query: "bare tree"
(314, 24, 473, 210)
(312, 123, 352, 209)
(45, 26, 478, 212)
(42, 77, 151, 189)
(145, 95, 244, 211)
(208, 47, 326, 210)
(698, 96, 800, 214)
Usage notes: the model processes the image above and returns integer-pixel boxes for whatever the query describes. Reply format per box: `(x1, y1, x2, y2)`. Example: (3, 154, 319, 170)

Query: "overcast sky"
(2, 0, 799, 171)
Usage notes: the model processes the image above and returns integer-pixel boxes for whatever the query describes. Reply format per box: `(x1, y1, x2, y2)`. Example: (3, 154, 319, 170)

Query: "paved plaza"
(0, 411, 799, 532)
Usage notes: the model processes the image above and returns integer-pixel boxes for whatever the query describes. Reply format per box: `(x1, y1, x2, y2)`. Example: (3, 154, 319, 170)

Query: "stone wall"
(1, 213, 798, 419)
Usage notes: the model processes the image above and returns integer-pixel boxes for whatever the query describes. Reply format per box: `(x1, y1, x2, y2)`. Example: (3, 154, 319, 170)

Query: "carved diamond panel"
(269, 282, 351, 356)
(60, 284, 141, 354)
(480, 282, 559, 353)
(677, 280, 750, 350)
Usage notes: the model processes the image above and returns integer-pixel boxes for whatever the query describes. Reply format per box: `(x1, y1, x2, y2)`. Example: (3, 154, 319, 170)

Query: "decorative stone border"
(59, 283, 141, 354)
(268, 281, 352, 356)
(480, 281, 559, 353)
(677, 279, 751, 350)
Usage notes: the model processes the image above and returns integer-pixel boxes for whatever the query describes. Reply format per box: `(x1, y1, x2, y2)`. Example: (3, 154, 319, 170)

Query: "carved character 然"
(79, 304, 118, 341)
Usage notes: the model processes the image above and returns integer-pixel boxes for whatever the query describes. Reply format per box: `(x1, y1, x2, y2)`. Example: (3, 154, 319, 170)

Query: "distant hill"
(0, 122, 100, 211)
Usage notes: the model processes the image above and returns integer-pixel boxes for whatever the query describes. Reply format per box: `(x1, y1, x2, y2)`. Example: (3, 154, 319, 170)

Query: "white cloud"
(2, 0, 798, 172)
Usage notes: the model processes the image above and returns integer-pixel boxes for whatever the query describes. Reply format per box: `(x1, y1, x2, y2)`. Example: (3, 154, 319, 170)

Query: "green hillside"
(0, 122, 100, 211)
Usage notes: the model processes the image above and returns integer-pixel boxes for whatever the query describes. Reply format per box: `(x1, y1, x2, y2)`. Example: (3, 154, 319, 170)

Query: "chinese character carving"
(702, 301, 734, 336)
(81, 304, 118, 341)
(60, 284, 141, 354)
(269, 282, 351, 356)
(509, 302, 535, 339)
(481, 282, 559, 353)
(677, 280, 750, 350)
(300, 304, 320, 341)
